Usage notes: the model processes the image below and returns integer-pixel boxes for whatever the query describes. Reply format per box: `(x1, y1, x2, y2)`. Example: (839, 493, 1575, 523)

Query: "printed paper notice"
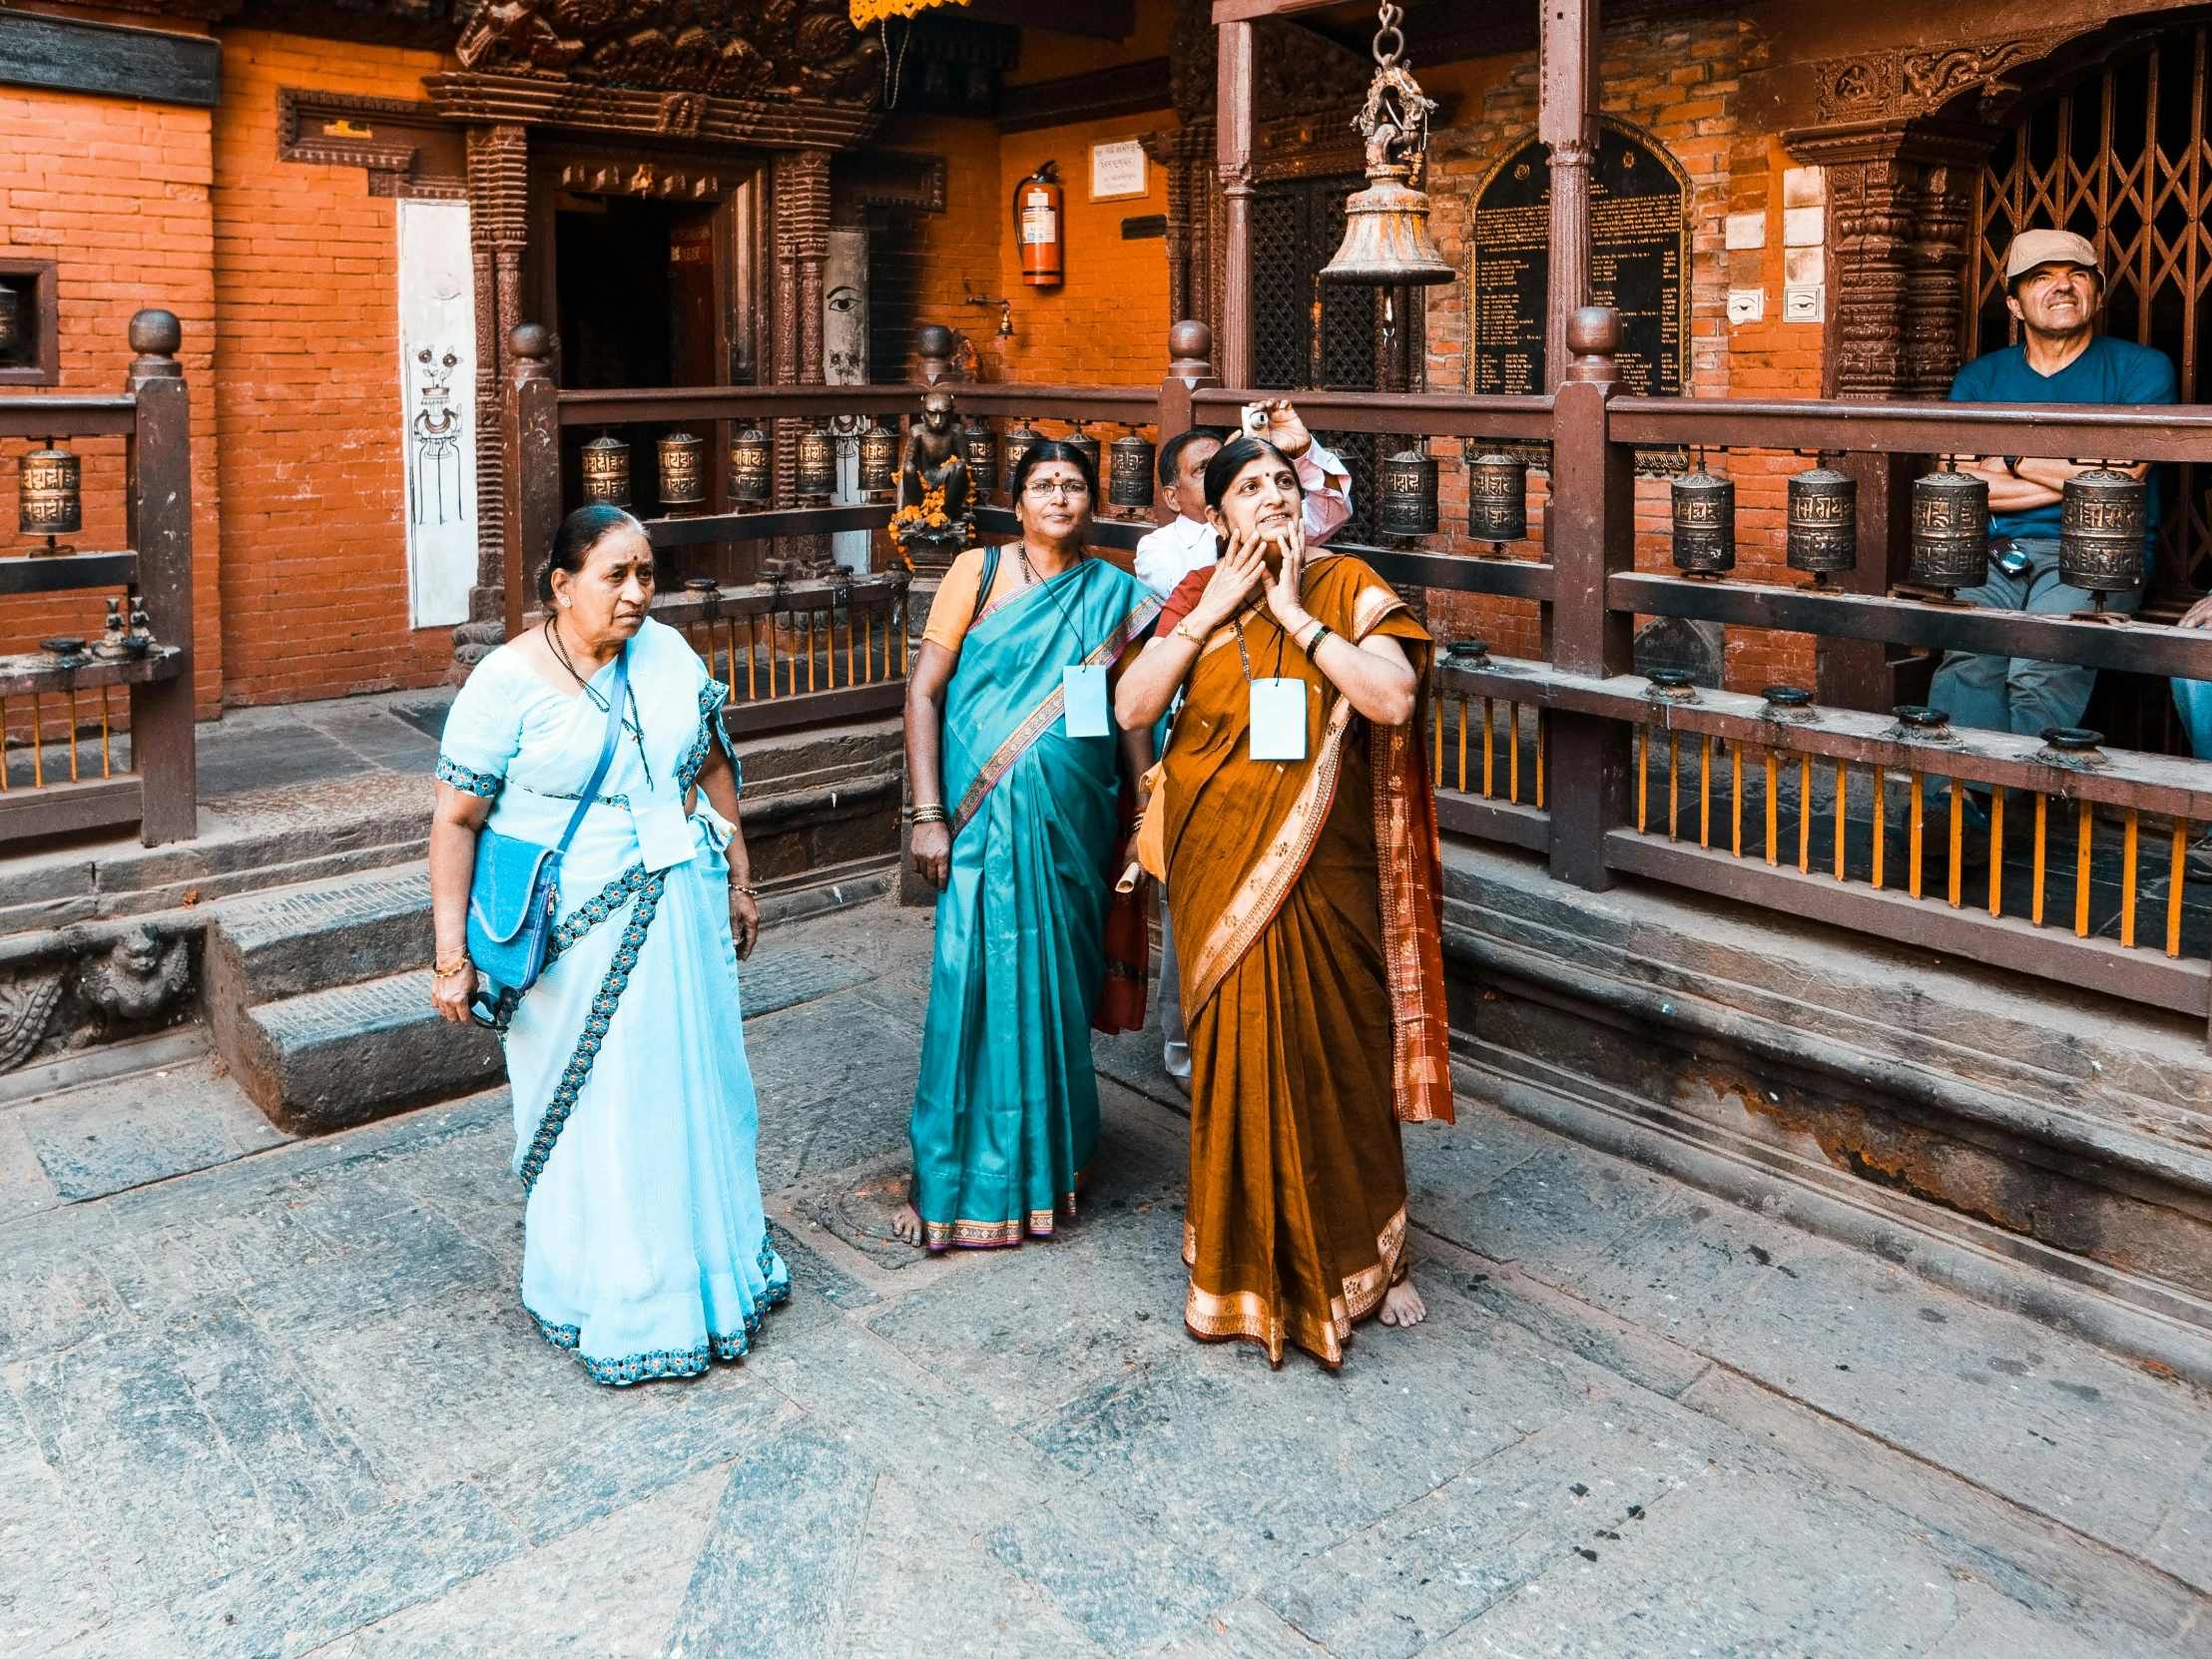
(1090, 141, 1147, 201)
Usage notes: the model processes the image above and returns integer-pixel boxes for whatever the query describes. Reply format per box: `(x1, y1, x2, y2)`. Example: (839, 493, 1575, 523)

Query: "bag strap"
(969, 543, 1002, 632)
(555, 645, 630, 858)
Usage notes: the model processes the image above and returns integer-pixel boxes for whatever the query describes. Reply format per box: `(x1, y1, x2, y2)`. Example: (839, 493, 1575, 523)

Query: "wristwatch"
(2004, 456, 2021, 478)
(1172, 616, 1206, 644)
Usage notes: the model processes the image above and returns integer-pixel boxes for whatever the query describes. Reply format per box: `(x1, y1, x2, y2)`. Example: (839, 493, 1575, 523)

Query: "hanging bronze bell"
(581, 434, 630, 507)
(1108, 428, 1157, 513)
(1379, 444, 1439, 537)
(657, 431, 705, 510)
(1065, 420, 1102, 479)
(1465, 450, 1527, 549)
(1670, 465, 1735, 575)
(1320, 10, 1452, 285)
(1785, 465, 1856, 581)
(1000, 417, 1043, 488)
(2059, 467, 2148, 595)
(18, 440, 80, 541)
(961, 416, 999, 500)
(729, 424, 771, 507)
(857, 420, 897, 497)
(1909, 466, 1987, 591)
(796, 422, 837, 500)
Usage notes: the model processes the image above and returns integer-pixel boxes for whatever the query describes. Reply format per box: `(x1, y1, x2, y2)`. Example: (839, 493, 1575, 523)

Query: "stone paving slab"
(0, 898, 2207, 1657)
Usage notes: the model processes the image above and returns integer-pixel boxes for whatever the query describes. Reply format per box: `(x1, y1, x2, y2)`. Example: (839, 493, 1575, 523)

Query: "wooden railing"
(0, 310, 195, 846)
(504, 309, 2212, 1035)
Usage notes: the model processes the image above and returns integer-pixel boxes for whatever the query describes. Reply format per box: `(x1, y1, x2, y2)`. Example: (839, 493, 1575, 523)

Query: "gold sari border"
(923, 1194, 1080, 1252)
(951, 593, 1162, 836)
(1182, 1204, 1408, 1368)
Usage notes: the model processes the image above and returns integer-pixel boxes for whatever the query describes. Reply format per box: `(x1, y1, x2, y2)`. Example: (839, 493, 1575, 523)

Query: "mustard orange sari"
(1157, 552, 1451, 1367)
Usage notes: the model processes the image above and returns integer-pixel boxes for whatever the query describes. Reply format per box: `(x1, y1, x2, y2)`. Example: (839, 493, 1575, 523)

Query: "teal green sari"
(911, 552, 1160, 1249)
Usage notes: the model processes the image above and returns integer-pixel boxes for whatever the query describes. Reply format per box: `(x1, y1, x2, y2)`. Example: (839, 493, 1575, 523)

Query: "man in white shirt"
(1133, 398, 1354, 1091)
(1132, 400, 1355, 600)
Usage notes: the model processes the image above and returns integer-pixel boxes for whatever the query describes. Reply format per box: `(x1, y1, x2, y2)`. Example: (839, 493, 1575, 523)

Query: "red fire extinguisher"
(1014, 161, 1063, 287)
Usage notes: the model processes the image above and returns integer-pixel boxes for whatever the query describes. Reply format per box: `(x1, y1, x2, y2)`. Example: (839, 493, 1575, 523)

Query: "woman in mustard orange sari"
(1115, 435, 1452, 1369)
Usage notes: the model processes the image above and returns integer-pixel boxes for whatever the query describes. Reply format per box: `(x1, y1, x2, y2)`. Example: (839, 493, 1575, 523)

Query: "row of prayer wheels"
(578, 419, 1162, 513)
(1667, 457, 2147, 597)
(1369, 440, 2148, 598)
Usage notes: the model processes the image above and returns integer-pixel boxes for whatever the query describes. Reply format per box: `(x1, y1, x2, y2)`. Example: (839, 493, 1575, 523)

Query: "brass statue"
(891, 388, 971, 570)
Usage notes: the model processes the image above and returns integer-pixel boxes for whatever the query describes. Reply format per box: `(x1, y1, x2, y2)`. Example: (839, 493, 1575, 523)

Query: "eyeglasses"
(1023, 479, 1091, 499)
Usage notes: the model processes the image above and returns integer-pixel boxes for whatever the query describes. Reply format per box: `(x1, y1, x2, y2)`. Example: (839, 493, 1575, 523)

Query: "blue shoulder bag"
(466, 646, 630, 1024)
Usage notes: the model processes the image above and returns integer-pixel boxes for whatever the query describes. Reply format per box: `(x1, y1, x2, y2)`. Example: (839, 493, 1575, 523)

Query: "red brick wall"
(874, 109, 1177, 389)
(0, 73, 224, 714)
(210, 30, 455, 708)
(1415, 18, 1826, 690)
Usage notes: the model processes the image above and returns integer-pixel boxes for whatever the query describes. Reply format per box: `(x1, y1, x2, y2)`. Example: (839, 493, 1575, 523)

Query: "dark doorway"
(552, 197, 723, 522)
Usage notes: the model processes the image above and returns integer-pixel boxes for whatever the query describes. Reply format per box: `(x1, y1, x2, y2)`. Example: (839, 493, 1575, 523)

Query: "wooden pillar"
(501, 323, 559, 642)
(466, 122, 528, 631)
(771, 148, 832, 575)
(1539, 0, 1598, 392)
(126, 308, 196, 846)
(1216, 18, 1255, 388)
(1545, 307, 1634, 889)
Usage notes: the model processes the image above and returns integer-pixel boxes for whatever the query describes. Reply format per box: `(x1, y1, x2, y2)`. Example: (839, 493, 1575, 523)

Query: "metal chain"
(1373, 0, 1403, 67)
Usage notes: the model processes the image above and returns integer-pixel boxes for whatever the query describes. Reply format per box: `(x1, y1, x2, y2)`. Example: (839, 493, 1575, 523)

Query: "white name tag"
(632, 797, 698, 872)
(1250, 677, 1308, 761)
(1063, 664, 1110, 738)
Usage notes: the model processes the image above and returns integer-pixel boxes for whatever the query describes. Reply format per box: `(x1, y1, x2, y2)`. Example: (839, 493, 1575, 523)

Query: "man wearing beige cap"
(1933, 228, 2174, 742)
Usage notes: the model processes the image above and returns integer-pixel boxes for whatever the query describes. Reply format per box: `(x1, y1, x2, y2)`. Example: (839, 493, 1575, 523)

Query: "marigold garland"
(849, 0, 968, 26)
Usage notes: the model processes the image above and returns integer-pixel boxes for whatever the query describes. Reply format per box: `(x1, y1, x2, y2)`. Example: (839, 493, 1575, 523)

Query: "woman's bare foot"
(1378, 1279, 1427, 1328)
(891, 1203, 925, 1247)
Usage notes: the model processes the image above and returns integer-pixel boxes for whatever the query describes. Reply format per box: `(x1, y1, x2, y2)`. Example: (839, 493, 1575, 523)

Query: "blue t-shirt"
(1947, 334, 2176, 539)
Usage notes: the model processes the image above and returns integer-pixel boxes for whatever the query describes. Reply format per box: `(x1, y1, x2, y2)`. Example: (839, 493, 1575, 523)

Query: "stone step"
(205, 863, 433, 1005)
(227, 968, 504, 1134)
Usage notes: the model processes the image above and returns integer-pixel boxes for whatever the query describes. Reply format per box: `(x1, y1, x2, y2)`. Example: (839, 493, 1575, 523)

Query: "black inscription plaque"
(1470, 124, 1689, 397)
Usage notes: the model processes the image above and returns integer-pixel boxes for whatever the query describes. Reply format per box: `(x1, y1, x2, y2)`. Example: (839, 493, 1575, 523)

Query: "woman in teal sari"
(895, 441, 1161, 1250)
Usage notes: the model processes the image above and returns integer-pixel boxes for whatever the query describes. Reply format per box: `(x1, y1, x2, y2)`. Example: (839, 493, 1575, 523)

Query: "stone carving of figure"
(891, 389, 972, 569)
(80, 925, 191, 1026)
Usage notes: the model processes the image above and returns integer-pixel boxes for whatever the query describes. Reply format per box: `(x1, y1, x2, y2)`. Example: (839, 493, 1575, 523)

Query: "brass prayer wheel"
(17, 441, 80, 538)
(1785, 465, 1857, 579)
(656, 430, 705, 509)
(1670, 465, 1735, 575)
(1465, 450, 1527, 546)
(857, 419, 897, 496)
(1065, 421, 1102, 478)
(1108, 428, 1157, 512)
(580, 434, 630, 507)
(729, 424, 771, 506)
(0, 285, 20, 358)
(961, 416, 999, 499)
(1001, 417, 1043, 487)
(796, 422, 837, 500)
(1909, 466, 1988, 590)
(2059, 467, 2148, 594)
(1379, 445, 1439, 537)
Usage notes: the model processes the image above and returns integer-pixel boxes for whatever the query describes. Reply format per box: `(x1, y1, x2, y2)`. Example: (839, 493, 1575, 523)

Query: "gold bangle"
(731, 882, 760, 898)
(432, 953, 470, 979)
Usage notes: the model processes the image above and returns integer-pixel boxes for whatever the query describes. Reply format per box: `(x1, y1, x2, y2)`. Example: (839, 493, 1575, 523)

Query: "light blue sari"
(438, 616, 788, 1384)
(911, 550, 1160, 1249)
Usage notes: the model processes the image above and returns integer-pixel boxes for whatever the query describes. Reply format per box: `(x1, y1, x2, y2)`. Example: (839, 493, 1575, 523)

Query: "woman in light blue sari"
(894, 441, 1162, 1250)
(428, 504, 788, 1384)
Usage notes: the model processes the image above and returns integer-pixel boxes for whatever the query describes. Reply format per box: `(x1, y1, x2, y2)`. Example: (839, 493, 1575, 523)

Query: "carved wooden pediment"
(1168, 0, 1371, 124)
(451, 0, 881, 105)
(1809, 30, 2076, 124)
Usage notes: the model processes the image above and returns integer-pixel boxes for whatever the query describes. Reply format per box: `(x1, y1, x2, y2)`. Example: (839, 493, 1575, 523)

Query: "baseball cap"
(2004, 229, 2102, 283)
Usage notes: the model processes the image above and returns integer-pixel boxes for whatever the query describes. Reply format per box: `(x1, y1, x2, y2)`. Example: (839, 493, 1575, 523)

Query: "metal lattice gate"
(1969, 26, 2212, 608)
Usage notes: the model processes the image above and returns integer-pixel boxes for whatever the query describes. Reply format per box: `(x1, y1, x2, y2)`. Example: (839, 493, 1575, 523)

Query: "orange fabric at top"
(1156, 552, 1450, 1368)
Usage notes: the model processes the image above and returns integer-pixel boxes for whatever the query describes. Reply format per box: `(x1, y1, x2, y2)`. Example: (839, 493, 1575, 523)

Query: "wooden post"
(1155, 319, 1219, 521)
(1216, 18, 1255, 389)
(502, 322, 559, 641)
(1545, 306, 1634, 889)
(1539, 0, 1598, 392)
(125, 308, 196, 846)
